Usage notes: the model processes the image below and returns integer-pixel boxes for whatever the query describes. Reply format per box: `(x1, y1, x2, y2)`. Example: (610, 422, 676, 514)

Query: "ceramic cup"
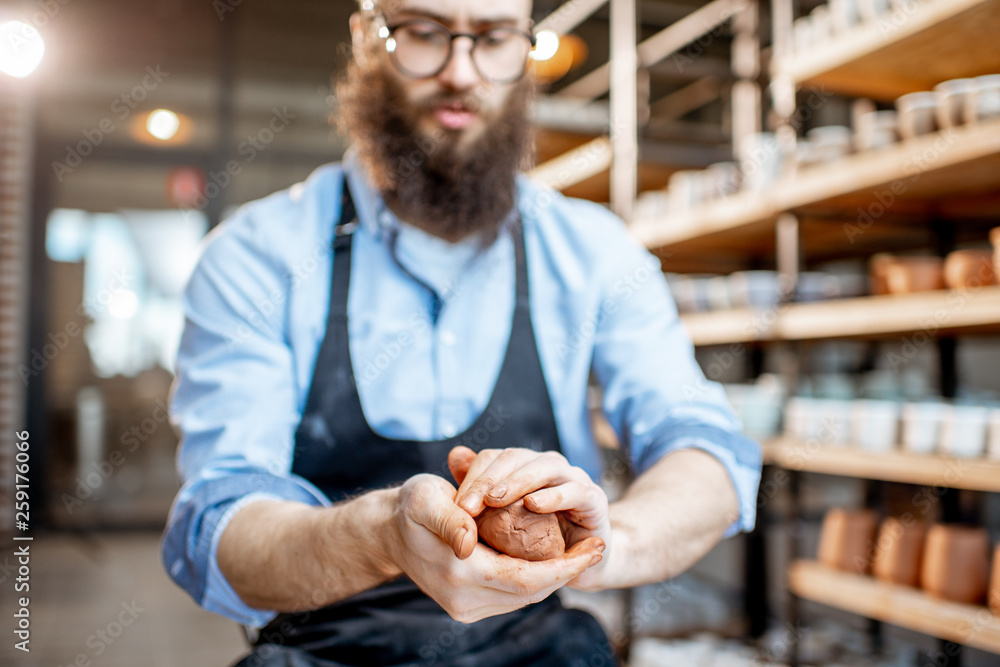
(939, 405, 991, 458)
(896, 91, 938, 139)
(739, 133, 785, 193)
(859, 0, 890, 23)
(851, 400, 901, 452)
(830, 0, 861, 34)
(901, 402, 949, 455)
(935, 78, 977, 129)
(965, 74, 1000, 124)
(728, 270, 782, 308)
(856, 110, 900, 151)
(987, 408, 1000, 461)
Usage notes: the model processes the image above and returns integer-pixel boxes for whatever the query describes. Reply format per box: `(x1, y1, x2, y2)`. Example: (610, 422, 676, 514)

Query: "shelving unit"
(772, 0, 1000, 101)
(680, 286, 1000, 346)
(631, 117, 1000, 265)
(534, 0, 1000, 661)
(789, 560, 1000, 654)
(762, 440, 1000, 493)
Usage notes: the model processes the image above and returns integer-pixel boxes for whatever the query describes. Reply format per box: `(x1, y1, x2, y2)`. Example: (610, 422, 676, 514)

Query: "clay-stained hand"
(382, 472, 606, 623)
(448, 446, 613, 591)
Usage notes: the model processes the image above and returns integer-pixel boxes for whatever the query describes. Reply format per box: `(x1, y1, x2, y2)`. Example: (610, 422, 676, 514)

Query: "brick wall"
(0, 77, 35, 535)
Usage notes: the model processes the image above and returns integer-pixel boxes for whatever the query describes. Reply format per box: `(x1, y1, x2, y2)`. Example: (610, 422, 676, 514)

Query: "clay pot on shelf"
(921, 524, 990, 604)
(935, 78, 977, 129)
(896, 91, 938, 139)
(990, 545, 1000, 616)
(992, 226, 1000, 281)
(873, 517, 928, 587)
(818, 508, 879, 575)
(883, 257, 946, 294)
(869, 253, 895, 295)
(944, 249, 998, 289)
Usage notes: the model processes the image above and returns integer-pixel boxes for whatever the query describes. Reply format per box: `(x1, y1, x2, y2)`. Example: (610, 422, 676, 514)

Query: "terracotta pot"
(944, 249, 998, 289)
(818, 508, 879, 574)
(884, 257, 945, 294)
(921, 524, 990, 604)
(869, 253, 895, 295)
(873, 517, 927, 587)
(990, 545, 1000, 615)
(992, 226, 1000, 281)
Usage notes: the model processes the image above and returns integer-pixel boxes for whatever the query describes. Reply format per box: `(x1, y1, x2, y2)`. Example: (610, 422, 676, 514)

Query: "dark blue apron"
(233, 177, 615, 667)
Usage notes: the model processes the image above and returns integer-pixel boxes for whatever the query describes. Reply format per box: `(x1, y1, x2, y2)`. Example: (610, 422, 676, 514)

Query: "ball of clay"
(475, 499, 565, 561)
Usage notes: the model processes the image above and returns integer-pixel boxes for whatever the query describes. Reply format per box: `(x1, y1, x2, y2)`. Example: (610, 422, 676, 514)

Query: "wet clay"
(476, 499, 565, 561)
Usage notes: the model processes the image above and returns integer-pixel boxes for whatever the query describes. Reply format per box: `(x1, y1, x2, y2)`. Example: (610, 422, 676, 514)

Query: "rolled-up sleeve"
(589, 226, 762, 536)
(161, 208, 330, 627)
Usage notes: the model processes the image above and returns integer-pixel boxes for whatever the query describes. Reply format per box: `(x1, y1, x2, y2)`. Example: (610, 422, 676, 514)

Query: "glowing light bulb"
(146, 109, 181, 141)
(529, 30, 560, 62)
(0, 21, 46, 78)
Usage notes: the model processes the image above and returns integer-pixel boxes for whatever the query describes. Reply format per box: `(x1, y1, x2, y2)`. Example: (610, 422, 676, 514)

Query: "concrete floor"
(0, 532, 247, 667)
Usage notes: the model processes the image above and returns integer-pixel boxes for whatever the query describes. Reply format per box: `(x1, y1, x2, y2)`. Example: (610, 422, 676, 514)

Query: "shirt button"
(440, 330, 457, 347)
(441, 422, 458, 438)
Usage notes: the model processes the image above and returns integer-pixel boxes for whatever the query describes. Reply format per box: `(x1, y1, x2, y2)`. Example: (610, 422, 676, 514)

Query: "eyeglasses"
(373, 17, 536, 85)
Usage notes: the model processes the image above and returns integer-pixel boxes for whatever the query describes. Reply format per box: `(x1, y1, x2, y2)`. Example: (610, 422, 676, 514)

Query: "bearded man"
(161, 1, 762, 665)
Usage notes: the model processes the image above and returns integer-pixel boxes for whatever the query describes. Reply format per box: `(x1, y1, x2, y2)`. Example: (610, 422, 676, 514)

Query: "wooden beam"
(535, 0, 608, 35)
(648, 77, 723, 121)
(609, 0, 638, 220)
(558, 0, 746, 101)
(527, 136, 612, 190)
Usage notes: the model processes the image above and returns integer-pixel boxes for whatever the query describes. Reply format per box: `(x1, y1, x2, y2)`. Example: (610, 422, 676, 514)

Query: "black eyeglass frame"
(371, 14, 537, 85)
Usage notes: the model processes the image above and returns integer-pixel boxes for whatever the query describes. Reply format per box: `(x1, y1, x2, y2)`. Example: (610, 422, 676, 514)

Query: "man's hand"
(447, 446, 613, 590)
(382, 473, 605, 623)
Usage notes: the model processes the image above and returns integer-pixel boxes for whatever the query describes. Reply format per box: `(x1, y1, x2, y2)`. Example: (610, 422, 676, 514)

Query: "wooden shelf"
(763, 439, 1000, 493)
(789, 560, 1000, 654)
(680, 286, 1000, 345)
(773, 0, 1000, 101)
(632, 118, 1000, 260)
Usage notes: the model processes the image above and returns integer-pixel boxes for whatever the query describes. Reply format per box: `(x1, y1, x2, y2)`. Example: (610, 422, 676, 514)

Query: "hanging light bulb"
(0, 21, 46, 78)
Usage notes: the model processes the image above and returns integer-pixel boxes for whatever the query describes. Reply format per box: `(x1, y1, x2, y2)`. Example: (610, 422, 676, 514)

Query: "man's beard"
(336, 58, 534, 241)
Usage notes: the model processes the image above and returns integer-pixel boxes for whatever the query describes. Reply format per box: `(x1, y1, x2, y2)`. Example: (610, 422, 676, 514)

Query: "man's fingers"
(447, 446, 477, 487)
(454, 449, 505, 515)
(523, 484, 606, 530)
(410, 483, 479, 559)
(473, 537, 606, 594)
(485, 454, 588, 508)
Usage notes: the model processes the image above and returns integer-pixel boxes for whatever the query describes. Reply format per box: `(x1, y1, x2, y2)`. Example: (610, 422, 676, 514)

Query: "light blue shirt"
(161, 152, 762, 627)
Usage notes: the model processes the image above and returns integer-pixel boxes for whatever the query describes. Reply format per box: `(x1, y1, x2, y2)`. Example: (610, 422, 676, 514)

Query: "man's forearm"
(217, 489, 402, 613)
(598, 448, 741, 589)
